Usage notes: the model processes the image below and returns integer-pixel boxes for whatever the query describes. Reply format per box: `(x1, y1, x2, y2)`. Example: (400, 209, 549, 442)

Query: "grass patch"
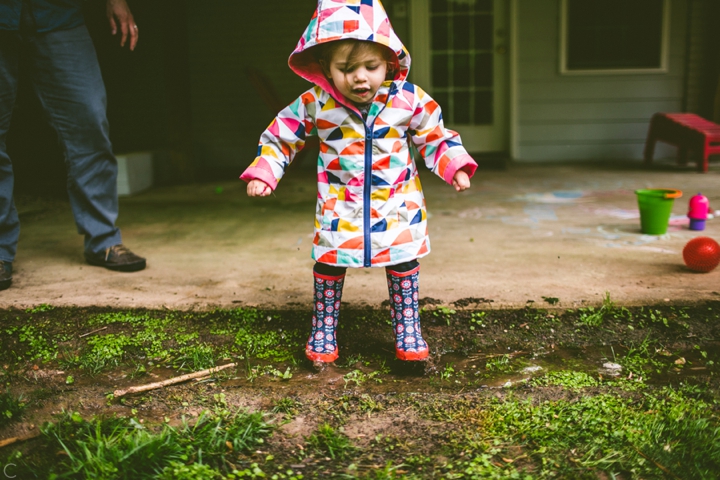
(529, 370, 599, 389)
(305, 423, 356, 460)
(0, 390, 26, 427)
(474, 384, 720, 479)
(575, 292, 624, 327)
(1, 307, 304, 377)
(11, 407, 277, 479)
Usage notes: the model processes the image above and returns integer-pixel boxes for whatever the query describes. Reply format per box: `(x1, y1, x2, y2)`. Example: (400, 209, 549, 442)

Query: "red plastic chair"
(644, 113, 720, 172)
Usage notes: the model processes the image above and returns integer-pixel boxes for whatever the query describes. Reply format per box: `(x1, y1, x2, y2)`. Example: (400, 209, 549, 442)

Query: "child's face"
(325, 43, 388, 106)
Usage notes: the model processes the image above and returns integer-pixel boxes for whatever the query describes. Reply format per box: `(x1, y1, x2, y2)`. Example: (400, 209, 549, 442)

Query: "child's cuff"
(239, 165, 278, 191)
(442, 154, 478, 185)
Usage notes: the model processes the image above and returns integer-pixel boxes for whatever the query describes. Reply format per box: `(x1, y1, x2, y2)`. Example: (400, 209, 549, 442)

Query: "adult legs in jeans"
(0, 30, 21, 267)
(0, 31, 20, 289)
(0, 24, 144, 279)
(25, 25, 122, 255)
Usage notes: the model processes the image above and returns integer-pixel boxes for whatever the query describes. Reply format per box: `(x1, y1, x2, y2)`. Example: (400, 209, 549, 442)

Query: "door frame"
(408, 0, 518, 156)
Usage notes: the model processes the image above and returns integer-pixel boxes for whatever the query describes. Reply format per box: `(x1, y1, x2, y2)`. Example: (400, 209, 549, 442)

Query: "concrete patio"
(3, 160, 719, 311)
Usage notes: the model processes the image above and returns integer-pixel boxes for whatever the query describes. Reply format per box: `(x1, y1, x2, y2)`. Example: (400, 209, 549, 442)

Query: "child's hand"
(452, 170, 471, 192)
(247, 179, 272, 197)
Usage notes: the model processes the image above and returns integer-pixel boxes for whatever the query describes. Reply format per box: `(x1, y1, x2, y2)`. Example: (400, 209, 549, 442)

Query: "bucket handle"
(664, 190, 682, 199)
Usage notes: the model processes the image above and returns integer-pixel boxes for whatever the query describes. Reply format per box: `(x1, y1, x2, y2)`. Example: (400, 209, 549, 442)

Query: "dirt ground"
(1, 302, 718, 478)
(3, 160, 719, 310)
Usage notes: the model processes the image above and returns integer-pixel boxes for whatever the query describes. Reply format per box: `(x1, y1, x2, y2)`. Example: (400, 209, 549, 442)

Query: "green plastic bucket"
(635, 189, 682, 235)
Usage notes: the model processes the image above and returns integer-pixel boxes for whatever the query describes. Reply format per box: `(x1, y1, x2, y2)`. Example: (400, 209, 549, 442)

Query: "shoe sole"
(86, 259, 146, 272)
(0, 278, 11, 291)
(396, 348, 429, 361)
(306, 347, 339, 363)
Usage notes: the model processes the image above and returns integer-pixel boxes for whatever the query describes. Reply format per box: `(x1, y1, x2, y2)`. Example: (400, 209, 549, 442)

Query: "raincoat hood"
(289, 0, 411, 97)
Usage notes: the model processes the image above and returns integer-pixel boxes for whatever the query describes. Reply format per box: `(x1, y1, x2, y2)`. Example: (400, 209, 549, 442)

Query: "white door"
(409, 0, 509, 152)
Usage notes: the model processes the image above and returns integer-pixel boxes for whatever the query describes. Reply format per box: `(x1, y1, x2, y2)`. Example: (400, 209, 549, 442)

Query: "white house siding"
(515, 0, 688, 162)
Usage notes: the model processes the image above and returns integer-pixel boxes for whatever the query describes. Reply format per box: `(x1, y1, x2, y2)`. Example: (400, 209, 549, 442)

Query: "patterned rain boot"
(386, 265, 429, 361)
(305, 271, 345, 363)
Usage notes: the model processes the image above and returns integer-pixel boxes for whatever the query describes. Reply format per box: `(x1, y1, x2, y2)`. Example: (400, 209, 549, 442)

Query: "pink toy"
(687, 193, 711, 231)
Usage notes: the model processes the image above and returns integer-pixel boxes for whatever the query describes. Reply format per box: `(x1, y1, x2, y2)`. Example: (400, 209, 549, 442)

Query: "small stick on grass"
(79, 326, 108, 338)
(633, 446, 681, 480)
(0, 431, 41, 449)
(113, 363, 236, 398)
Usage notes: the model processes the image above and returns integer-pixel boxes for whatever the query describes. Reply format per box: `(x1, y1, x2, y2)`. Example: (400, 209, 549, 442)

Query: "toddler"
(241, 0, 477, 363)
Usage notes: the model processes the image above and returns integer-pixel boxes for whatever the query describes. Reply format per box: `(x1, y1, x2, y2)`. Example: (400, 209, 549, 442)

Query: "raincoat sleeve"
(240, 89, 317, 191)
(407, 86, 478, 185)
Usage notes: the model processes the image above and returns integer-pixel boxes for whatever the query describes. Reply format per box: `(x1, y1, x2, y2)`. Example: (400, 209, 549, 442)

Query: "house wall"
(515, 0, 688, 161)
(184, 0, 412, 175)
(183, 0, 705, 169)
(185, 0, 317, 174)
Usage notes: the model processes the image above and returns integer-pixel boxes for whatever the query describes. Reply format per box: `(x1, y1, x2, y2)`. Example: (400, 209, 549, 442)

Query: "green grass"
(0, 390, 26, 428)
(466, 384, 720, 479)
(272, 397, 302, 416)
(343, 368, 383, 387)
(575, 292, 620, 327)
(13, 407, 277, 479)
(2, 308, 303, 378)
(305, 423, 356, 461)
(529, 370, 599, 389)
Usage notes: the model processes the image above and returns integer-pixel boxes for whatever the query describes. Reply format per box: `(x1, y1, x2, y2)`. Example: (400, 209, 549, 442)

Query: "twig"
(633, 446, 681, 480)
(79, 326, 108, 338)
(113, 363, 236, 397)
(0, 431, 41, 449)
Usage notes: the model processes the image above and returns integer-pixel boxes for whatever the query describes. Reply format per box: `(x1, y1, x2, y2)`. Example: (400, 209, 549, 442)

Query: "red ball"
(683, 237, 720, 273)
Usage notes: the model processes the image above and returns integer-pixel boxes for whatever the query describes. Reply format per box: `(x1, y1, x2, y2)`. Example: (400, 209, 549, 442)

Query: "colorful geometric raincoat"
(241, 0, 477, 268)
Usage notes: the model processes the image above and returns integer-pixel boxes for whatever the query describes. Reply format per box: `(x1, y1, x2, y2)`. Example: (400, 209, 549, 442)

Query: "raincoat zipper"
(363, 122, 373, 267)
(361, 84, 397, 268)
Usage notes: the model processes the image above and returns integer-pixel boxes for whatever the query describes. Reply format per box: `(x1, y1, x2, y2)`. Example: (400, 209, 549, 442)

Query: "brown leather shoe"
(84, 244, 146, 272)
(0, 261, 11, 290)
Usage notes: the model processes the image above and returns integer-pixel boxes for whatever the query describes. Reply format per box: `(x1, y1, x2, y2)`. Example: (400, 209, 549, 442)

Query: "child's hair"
(316, 39, 397, 81)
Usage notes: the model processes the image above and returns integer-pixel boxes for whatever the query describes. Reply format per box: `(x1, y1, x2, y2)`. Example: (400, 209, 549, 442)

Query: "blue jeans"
(0, 23, 122, 262)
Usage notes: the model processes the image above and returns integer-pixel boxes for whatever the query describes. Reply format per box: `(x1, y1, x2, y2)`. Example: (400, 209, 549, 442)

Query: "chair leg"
(677, 146, 689, 166)
(643, 134, 657, 165)
(700, 147, 709, 173)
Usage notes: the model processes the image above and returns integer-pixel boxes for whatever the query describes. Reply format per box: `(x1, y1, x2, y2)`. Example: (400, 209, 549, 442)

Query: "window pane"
(431, 0, 449, 14)
(474, 53, 493, 87)
(475, 0, 493, 12)
(429, 0, 496, 127)
(567, 0, 664, 70)
(451, 0, 470, 15)
(453, 53, 472, 88)
(452, 14, 471, 50)
(454, 91, 471, 124)
(432, 54, 450, 88)
(431, 15, 449, 50)
(474, 91, 493, 125)
(474, 14, 493, 50)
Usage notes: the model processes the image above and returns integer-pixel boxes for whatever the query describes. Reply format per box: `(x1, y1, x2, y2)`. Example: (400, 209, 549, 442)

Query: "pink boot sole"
(306, 346, 339, 363)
